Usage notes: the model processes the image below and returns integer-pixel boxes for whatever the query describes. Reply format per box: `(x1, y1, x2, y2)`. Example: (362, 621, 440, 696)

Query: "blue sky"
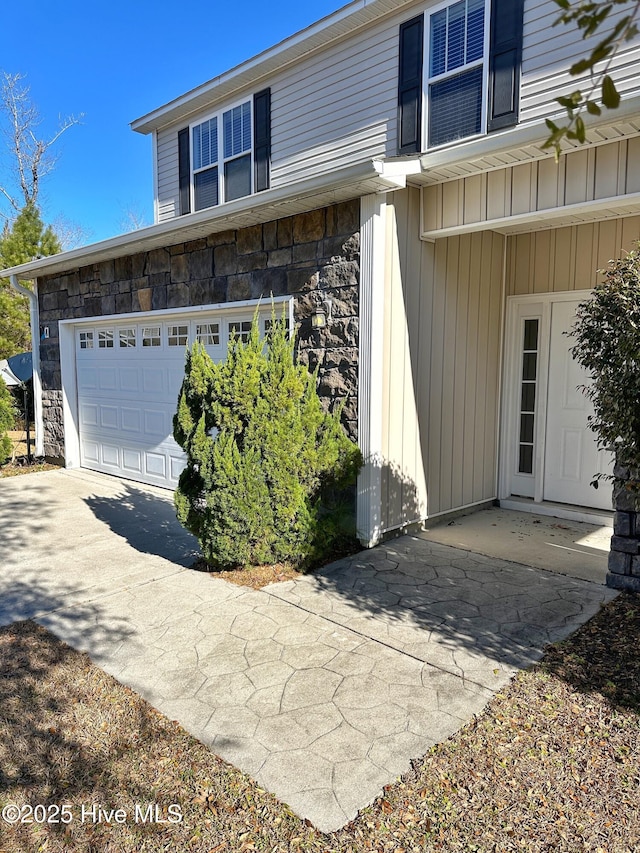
(1, 0, 346, 247)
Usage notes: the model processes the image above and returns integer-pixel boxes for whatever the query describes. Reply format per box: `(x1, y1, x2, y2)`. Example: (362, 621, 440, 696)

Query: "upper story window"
(398, 0, 524, 154)
(428, 0, 486, 147)
(192, 101, 253, 211)
(179, 89, 271, 216)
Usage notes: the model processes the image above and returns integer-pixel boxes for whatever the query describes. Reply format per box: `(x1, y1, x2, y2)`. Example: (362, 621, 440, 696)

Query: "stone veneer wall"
(37, 200, 360, 460)
(607, 464, 640, 592)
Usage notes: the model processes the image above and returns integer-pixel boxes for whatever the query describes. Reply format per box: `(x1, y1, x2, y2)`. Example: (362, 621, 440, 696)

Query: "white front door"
(504, 293, 613, 512)
(543, 300, 613, 509)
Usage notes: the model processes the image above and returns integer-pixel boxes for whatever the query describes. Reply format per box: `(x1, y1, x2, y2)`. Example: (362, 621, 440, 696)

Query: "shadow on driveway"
(84, 484, 199, 567)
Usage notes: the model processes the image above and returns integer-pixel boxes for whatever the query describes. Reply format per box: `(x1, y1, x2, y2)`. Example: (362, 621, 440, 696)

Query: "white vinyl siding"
(520, 0, 640, 123)
(270, 18, 399, 187)
(156, 128, 179, 221)
(154, 11, 402, 221)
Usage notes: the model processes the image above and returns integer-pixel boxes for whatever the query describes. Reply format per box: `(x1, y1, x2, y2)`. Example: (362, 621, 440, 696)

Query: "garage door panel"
(142, 368, 166, 394)
(98, 368, 118, 391)
(81, 440, 100, 463)
(101, 444, 120, 468)
(74, 308, 271, 489)
(121, 408, 142, 433)
(119, 367, 139, 392)
(77, 366, 98, 391)
(100, 406, 119, 429)
(122, 448, 143, 475)
(80, 402, 99, 427)
(145, 452, 167, 478)
(143, 410, 168, 437)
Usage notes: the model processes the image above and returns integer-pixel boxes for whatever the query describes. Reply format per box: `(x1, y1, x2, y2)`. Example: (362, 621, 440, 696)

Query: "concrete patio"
(0, 469, 617, 832)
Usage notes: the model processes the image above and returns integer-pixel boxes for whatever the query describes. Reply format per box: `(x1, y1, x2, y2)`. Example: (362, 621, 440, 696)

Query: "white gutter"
(9, 275, 43, 457)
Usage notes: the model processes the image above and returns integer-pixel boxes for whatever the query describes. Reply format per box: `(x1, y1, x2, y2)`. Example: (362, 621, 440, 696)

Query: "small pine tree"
(0, 203, 61, 359)
(0, 378, 15, 464)
(173, 311, 362, 569)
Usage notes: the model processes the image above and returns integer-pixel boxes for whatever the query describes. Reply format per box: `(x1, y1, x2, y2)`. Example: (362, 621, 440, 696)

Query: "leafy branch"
(543, 0, 640, 158)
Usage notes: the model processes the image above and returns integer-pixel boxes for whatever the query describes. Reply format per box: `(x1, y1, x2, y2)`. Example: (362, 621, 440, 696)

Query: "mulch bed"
(0, 593, 638, 852)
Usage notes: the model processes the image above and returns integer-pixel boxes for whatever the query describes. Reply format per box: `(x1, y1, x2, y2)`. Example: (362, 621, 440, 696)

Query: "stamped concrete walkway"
(0, 469, 617, 832)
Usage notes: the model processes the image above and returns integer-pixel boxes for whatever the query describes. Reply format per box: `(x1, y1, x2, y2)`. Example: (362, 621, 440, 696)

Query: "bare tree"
(0, 71, 83, 215)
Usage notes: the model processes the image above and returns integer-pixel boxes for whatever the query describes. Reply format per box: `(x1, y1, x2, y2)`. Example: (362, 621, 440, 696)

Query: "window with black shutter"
(182, 89, 271, 213)
(402, 0, 524, 151)
(398, 15, 424, 154)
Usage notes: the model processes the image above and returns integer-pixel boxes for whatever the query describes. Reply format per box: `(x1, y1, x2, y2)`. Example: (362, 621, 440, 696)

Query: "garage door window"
(142, 326, 161, 347)
(98, 330, 114, 349)
(196, 322, 220, 346)
(229, 320, 252, 343)
(119, 328, 137, 348)
(168, 324, 189, 347)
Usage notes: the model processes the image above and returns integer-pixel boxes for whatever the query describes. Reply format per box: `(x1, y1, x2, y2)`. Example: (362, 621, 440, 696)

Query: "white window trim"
(190, 96, 254, 212)
(422, 0, 492, 151)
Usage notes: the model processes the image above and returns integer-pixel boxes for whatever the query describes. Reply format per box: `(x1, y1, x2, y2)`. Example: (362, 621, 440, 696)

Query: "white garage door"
(75, 310, 262, 489)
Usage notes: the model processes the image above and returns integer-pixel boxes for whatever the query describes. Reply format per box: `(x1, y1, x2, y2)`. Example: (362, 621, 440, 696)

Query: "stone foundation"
(37, 201, 360, 460)
(606, 465, 640, 592)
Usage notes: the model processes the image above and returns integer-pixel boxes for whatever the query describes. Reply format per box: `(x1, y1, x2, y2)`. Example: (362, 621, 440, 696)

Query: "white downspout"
(9, 275, 44, 457)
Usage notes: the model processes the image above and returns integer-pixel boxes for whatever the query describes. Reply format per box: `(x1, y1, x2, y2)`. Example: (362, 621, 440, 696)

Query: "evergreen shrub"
(173, 311, 362, 569)
(571, 246, 640, 477)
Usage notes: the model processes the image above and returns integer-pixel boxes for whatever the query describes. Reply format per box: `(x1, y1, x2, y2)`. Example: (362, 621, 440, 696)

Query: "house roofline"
(131, 0, 416, 134)
(417, 94, 640, 177)
(1, 159, 416, 282)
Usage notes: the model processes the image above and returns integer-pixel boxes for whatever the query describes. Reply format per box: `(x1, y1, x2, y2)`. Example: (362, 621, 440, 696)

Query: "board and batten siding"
(381, 187, 504, 531)
(421, 137, 640, 235)
(506, 215, 640, 295)
(520, 0, 640, 123)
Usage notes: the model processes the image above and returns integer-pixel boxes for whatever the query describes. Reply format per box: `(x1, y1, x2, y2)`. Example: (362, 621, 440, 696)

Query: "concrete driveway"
(0, 469, 617, 832)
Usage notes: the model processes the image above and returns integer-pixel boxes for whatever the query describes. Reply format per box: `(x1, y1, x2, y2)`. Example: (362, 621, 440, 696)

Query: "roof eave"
(1, 160, 406, 282)
(131, 0, 413, 134)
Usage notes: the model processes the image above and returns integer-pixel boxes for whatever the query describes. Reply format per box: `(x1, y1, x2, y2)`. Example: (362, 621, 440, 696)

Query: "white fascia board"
(1, 160, 399, 282)
(131, 0, 413, 134)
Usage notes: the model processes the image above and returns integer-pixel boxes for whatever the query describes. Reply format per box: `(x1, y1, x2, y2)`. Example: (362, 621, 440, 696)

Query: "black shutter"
(398, 15, 424, 155)
(253, 88, 271, 192)
(488, 0, 524, 132)
(178, 127, 191, 215)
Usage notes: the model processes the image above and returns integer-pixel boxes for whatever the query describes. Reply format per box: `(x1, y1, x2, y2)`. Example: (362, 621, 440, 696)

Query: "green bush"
(173, 311, 362, 569)
(571, 245, 640, 475)
(0, 378, 15, 464)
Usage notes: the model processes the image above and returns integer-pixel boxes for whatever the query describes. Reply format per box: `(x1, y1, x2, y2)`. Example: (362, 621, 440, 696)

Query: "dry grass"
(1, 429, 58, 478)
(0, 595, 639, 853)
(0, 458, 59, 478)
(192, 558, 304, 589)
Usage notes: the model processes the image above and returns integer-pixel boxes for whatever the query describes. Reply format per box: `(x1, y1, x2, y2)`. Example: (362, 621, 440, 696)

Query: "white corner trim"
(357, 194, 387, 547)
(59, 322, 80, 469)
(152, 130, 160, 225)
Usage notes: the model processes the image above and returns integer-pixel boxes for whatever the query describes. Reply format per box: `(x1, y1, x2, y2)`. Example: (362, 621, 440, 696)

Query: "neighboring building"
(4, 0, 640, 546)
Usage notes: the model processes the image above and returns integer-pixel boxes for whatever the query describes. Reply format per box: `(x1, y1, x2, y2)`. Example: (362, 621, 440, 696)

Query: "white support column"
(357, 194, 387, 547)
